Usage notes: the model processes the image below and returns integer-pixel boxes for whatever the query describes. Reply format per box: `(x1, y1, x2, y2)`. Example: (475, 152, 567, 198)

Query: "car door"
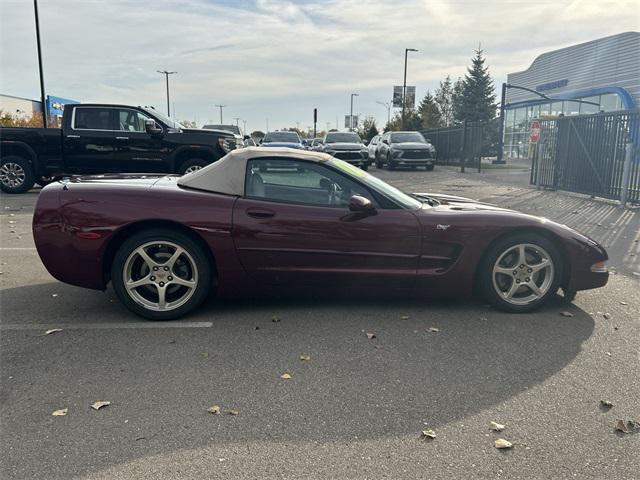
(114, 108, 168, 172)
(63, 106, 119, 173)
(232, 157, 421, 291)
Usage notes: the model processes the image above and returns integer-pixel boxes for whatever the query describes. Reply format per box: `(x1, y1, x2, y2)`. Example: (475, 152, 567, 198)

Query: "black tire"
(478, 233, 563, 313)
(387, 157, 396, 170)
(0, 155, 36, 194)
(111, 228, 213, 320)
(425, 165, 435, 171)
(178, 158, 209, 176)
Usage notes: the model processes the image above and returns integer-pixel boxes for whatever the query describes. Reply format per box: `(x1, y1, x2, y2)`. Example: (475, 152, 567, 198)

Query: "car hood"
(325, 143, 364, 150)
(413, 193, 513, 212)
(392, 142, 433, 149)
(183, 128, 233, 137)
(261, 142, 303, 148)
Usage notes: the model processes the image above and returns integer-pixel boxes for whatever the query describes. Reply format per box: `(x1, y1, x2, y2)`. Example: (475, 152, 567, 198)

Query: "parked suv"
(0, 104, 236, 193)
(376, 131, 436, 170)
(320, 131, 369, 170)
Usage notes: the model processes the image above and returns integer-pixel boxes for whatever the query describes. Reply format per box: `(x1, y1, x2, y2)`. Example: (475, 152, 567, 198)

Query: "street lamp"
(376, 100, 391, 126)
(350, 93, 359, 131)
(242, 119, 247, 135)
(33, 0, 47, 127)
(402, 48, 418, 129)
(215, 104, 227, 124)
(157, 70, 177, 117)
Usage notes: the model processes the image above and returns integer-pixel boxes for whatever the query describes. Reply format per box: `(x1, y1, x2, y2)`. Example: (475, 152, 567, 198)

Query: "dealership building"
(503, 31, 640, 159)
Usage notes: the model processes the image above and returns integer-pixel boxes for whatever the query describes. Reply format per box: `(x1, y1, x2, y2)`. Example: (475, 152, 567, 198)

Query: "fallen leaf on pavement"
(91, 401, 111, 411)
(366, 332, 376, 339)
(272, 315, 280, 323)
(615, 419, 631, 434)
(400, 315, 410, 320)
(490, 421, 505, 432)
(51, 294, 58, 297)
(228, 409, 239, 416)
(207, 405, 221, 415)
(560, 311, 574, 317)
(620, 301, 627, 306)
(603, 313, 611, 319)
(605, 351, 612, 357)
(428, 327, 439, 333)
(281, 373, 292, 380)
(421, 429, 436, 439)
(494, 438, 513, 449)
(374, 344, 384, 350)
(299, 355, 311, 361)
(52, 408, 67, 416)
(40, 328, 63, 336)
(600, 400, 613, 410)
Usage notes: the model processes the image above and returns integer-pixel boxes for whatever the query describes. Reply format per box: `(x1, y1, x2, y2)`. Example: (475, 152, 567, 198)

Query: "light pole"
(376, 100, 391, 126)
(33, 0, 47, 127)
(402, 48, 418, 129)
(234, 117, 241, 129)
(350, 93, 359, 131)
(157, 70, 177, 117)
(215, 104, 227, 124)
(242, 119, 247, 135)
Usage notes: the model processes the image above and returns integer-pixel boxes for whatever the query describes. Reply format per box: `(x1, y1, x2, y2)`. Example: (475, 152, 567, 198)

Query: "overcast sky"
(0, 0, 637, 133)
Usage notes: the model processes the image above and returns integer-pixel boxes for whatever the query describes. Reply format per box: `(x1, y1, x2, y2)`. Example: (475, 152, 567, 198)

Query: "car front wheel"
(479, 233, 562, 313)
(111, 229, 213, 320)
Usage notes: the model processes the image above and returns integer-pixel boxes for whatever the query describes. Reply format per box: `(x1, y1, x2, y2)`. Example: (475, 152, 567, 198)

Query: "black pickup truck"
(0, 103, 236, 193)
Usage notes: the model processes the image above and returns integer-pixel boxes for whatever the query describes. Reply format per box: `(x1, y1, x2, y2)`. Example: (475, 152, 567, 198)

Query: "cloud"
(0, 0, 637, 131)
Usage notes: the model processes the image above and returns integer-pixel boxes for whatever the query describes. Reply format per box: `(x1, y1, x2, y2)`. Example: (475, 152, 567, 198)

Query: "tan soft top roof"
(177, 147, 332, 195)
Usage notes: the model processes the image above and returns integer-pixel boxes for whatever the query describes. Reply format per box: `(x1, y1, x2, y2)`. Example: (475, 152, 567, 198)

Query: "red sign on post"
(530, 120, 541, 144)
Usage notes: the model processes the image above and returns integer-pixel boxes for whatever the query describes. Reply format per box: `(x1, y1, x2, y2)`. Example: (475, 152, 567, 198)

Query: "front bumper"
(328, 151, 369, 166)
(392, 157, 434, 167)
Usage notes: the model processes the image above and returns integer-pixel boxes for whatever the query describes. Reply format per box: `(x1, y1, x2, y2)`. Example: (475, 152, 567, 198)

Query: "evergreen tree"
(454, 48, 497, 123)
(418, 92, 442, 129)
(434, 75, 454, 127)
(452, 76, 466, 124)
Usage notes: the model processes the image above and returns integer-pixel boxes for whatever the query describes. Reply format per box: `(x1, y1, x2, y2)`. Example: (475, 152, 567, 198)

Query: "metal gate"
(531, 110, 640, 204)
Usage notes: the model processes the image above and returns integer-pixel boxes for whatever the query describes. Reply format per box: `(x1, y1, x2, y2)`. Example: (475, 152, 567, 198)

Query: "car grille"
(334, 151, 364, 161)
(402, 150, 431, 159)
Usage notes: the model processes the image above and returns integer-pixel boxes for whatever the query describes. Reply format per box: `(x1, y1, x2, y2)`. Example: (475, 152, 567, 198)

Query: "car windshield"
(327, 159, 422, 209)
(390, 132, 426, 143)
(326, 132, 362, 143)
(203, 124, 241, 135)
(141, 108, 184, 129)
(264, 131, 300, 143)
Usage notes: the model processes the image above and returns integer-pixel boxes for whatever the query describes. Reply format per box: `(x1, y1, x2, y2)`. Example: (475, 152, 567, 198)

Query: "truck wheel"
(178, 158, 208, 175)
(0, 156, 36, 194)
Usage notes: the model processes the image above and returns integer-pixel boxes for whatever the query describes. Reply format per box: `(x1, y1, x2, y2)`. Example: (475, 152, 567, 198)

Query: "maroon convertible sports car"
(33, 147, 609, 320)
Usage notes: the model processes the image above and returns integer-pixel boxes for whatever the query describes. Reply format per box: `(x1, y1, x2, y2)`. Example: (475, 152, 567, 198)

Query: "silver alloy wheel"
(0, 162, 26, 189)
(183, 165, 203, 175)
(123, 241, 198, 312)
(492, 243, 554, 306)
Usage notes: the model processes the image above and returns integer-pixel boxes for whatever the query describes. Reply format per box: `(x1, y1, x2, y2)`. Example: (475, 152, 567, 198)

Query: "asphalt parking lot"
(1, 164, 639, 479)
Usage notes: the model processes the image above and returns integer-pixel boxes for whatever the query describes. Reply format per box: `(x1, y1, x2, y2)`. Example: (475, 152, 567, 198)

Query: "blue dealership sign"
(46, 95, 79, 116)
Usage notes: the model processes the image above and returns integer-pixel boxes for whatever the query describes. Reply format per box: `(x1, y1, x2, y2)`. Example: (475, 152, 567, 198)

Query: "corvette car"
(33, 147, 609, 320)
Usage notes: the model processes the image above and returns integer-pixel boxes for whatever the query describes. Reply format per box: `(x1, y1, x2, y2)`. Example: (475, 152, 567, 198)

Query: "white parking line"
(0, 321, 213, 330)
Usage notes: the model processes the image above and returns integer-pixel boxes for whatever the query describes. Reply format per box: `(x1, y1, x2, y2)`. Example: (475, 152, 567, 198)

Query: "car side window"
(117, 109, 150, 132)
(245, 158, 376, 208)
(73, 108, 113, 130)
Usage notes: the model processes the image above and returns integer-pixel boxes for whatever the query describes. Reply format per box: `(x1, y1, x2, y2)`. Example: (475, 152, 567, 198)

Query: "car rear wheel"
(0, 156, 36, 194)
(111, 229, 213, 320)
(178, 158, 208, 175)
(479, 233, 562, 313)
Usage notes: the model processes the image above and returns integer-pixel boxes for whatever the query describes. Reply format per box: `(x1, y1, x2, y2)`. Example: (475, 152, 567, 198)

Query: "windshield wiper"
(409, 193, 440, 206)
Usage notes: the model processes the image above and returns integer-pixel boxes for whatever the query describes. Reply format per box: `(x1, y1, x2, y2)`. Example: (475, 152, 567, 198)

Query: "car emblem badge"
(437, 224, 451, 231)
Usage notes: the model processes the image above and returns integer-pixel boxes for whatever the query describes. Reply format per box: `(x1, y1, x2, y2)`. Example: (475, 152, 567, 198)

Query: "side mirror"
(244, 135, 250, 140)
(348, 195, 375, 214)
(145, 119, 162, 135)
(426, 138, 432, 143)
(382, 139, 389, 145)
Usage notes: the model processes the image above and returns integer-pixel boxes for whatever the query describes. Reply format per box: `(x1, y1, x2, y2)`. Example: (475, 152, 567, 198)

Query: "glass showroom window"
(564, 101, 581, 116)
(580, 96, 600, 114)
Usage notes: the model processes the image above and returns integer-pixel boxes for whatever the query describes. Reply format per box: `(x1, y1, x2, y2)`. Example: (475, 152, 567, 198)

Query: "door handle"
(67, 134, 80, 139)
(115, 136, 129, 140)
(246, 208, 275, 218)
